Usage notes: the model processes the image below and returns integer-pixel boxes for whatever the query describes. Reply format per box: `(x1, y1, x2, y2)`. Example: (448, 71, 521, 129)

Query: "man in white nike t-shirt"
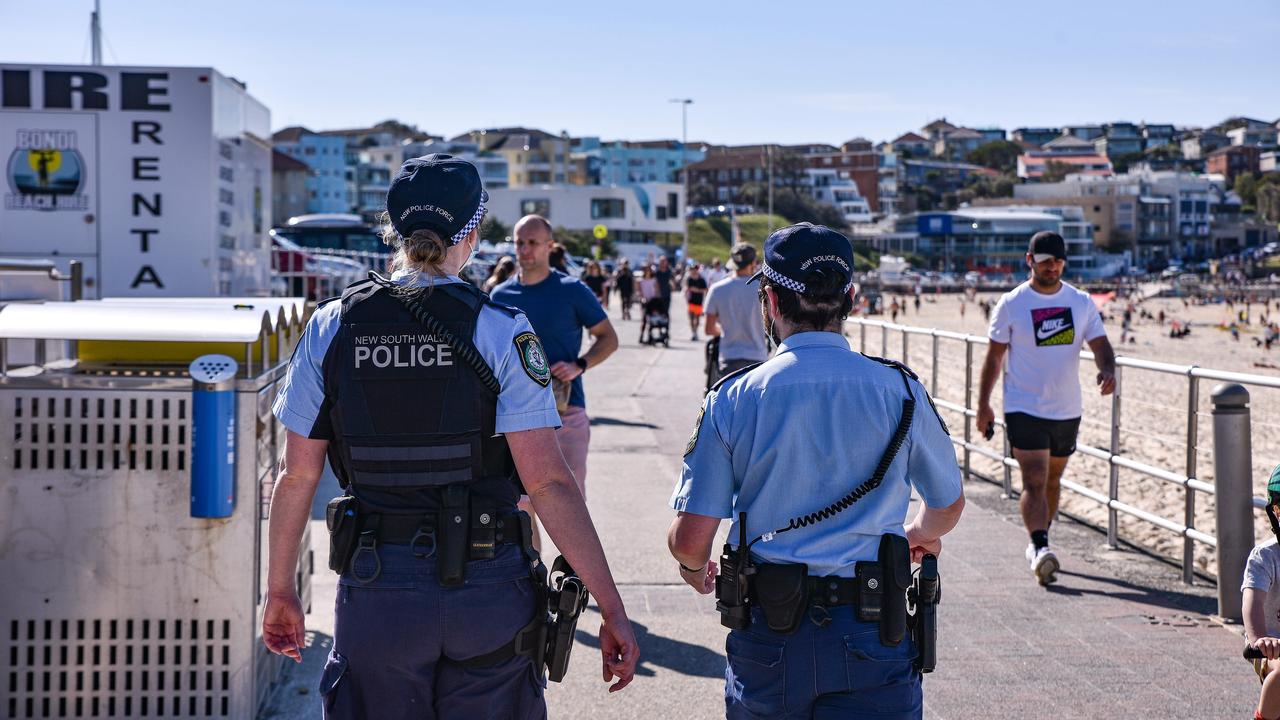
(975, 231, 1116, 586)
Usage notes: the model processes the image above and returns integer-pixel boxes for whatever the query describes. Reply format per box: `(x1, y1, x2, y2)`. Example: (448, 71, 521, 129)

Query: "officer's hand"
(262, 592, 306, 663)
(679, 560, 717, 595)
(1096, 370, 1116, 396)
(598, 613, 639, 692)
(905, 526, 942, 563)
(975, 404, 995, 442)
(550, 361, 583, 382)
(1255, 636, 1280, 661)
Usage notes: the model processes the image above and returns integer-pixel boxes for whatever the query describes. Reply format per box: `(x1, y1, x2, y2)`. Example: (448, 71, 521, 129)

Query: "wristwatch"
(575, 357, 589, 372)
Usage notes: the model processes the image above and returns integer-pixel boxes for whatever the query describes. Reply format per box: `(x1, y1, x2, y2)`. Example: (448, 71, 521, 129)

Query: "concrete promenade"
(262, 300, 1255, 719)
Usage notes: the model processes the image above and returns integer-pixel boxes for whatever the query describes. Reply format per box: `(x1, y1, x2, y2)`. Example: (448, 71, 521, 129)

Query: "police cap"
(749, 222, 855, 296)
(386, 154, 488, 245)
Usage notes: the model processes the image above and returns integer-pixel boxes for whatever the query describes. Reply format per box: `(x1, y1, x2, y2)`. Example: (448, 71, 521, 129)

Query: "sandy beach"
(848, 285, 1280, 577)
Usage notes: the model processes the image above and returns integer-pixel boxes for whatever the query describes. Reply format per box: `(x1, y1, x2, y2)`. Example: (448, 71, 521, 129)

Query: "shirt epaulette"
(861, 354, 919, 381)
(482, 297, 522, 319)
(709, 361, 763, 394)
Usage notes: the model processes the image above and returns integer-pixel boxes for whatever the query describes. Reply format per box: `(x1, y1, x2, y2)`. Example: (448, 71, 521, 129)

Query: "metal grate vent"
(5, 618, 232, 718)
(9, 394, 188, 473)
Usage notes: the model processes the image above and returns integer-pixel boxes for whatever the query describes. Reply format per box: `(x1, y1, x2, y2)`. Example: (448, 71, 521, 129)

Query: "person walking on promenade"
(685, 263, 709, 342)
(614, 258, 635, 321)
(703, 243, 769, 385)
(976, 231, 1115, 586)
(483, 255, 516, 293)
(582, 260, 609, 307)
(263, 156, 636, 717)
(493, 215, 619, 522)
(638, 264, 661, 343)
(668, 223, 965, 719)
(1244, 464, 1280, 720)
(654, 255, 676, 317)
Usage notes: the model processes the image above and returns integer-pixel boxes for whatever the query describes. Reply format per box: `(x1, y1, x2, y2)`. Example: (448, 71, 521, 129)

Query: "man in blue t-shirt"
(493, 214, 618, 522)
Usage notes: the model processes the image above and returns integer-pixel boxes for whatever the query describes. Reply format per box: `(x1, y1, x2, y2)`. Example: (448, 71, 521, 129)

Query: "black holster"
(855, 534, 911, 646)
(325, 495, 361, 574)
(437, 484, 470, 587)
(545, 556, 590, 682)
(753, 563, 809, 634)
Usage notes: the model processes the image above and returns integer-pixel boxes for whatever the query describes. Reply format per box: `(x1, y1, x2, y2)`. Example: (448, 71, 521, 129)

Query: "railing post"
(1212, 383, 1252, 623)
(1183, 373, 1199, 584)
(860, 321, 866, 353)
(881, 324, 888, 357)
(930, 331, 939, 396)
(1107, 365, 1122, 549)
(963, 340, 973, 479)
(901, 328, 909, 364)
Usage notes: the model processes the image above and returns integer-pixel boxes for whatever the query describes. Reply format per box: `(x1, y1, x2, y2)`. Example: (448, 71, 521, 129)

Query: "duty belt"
(368, 511, 522, 548)
(746, 574, 870, 608)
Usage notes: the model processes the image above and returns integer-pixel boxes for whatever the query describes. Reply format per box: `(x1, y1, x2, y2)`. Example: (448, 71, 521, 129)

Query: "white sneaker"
(1029, 546, 1060, 586)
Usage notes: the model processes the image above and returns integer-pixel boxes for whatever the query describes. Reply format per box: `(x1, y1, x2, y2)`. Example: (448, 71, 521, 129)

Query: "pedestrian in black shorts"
(614, 259, 635, 320)
(975, 231, 1116, 586)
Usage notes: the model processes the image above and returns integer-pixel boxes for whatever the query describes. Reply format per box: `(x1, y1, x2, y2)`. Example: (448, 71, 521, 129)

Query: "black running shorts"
(1004, 412, 1081, 457)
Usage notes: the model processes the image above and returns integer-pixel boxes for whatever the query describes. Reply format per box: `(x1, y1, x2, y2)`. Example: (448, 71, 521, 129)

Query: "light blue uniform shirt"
(670, 331, 962, 577)
(272, 273, 561, 438)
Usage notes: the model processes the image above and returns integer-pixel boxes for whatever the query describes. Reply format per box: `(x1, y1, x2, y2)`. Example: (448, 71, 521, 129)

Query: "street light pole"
(670, 98, 693, 263)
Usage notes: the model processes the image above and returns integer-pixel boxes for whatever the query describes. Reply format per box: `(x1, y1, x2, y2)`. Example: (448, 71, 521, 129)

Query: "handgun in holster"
(909, 553, 940, 673)
(544, 556, 590, 682)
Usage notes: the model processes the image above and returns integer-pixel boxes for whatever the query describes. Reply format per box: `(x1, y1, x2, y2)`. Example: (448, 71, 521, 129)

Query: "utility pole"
(670, 98, 693, 262)
(767, 144, 774, 232)
(90, 0, 103, 65)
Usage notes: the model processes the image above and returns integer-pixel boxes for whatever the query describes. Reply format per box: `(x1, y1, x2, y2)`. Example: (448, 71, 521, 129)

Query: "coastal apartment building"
(875, 205, 1106, 276)
(460, 127, 572, 186)
(272, 126, 348, 214)
(485, 182, 685, 250)
(681, 142, 880, 216)
(572, 138, 706, 186)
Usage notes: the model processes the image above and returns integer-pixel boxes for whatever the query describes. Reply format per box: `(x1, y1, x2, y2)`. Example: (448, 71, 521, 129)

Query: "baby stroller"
(642, 297, 670, 347)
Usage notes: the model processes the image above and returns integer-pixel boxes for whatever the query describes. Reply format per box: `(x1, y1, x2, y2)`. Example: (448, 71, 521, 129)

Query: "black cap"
(386, 154, 488, 244)
(1028, 231, 1067, 261)
(748, 222, 854, 296)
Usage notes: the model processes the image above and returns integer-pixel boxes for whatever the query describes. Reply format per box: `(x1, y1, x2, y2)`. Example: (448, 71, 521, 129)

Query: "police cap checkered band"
(1269, 463, 1280, 498)
(749, 223, 855, 296)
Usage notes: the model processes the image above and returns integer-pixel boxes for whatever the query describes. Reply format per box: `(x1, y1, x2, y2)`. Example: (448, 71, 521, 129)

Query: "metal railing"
(847, 316, 1280, 583)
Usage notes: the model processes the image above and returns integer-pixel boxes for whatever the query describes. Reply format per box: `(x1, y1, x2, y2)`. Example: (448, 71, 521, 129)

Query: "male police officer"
(264, 155, 637, 718)
(668, 223, 965, 719)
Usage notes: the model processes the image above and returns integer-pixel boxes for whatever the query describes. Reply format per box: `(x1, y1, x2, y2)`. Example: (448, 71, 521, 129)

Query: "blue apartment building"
(573, 138, 706, 186)
(273, 127, 349, 215)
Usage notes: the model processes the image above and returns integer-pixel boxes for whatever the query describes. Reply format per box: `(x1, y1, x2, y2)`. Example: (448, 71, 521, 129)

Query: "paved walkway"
(263, 295, 1255, 719)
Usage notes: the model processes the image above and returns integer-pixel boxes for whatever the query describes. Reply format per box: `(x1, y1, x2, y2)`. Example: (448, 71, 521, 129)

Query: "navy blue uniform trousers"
(725, 607, 922, 719)
(320, 543, 546, 719)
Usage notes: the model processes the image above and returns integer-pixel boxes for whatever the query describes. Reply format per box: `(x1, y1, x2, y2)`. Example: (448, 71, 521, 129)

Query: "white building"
(486, 183, 685, 257)
(806, 168, 873, 224)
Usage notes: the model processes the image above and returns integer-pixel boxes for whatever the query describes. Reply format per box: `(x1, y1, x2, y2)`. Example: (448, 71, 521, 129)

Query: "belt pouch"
(437, 485, 470, 587)
(325, 496, 360, 574)
(878, 534, 912, 646)
(753, 563, 809, 634)
(855, 561, 883, 622)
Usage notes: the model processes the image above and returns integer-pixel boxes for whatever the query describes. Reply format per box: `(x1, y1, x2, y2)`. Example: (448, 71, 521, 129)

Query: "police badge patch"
(514, 332, 551, 387)
(685, 404, 705, 456)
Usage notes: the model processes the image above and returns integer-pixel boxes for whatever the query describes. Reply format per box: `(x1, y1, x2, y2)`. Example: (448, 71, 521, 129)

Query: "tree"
(768, 188, 848, 231)
(1258, 184, 1280, 224)
(1235, 172, 1259, 207)
(479, 215, 510, 243)
(690, 183, 716, 206)
(962, 173, 1016, 200)
(964, 140, 1023, 174)
(1110, 152, 1145, 174)
(773, 149, 809, 190)
(1041, 160, 1075, 183)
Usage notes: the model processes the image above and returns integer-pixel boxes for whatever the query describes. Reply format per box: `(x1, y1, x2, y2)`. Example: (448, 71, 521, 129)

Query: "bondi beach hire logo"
(5, 129, 90, 212)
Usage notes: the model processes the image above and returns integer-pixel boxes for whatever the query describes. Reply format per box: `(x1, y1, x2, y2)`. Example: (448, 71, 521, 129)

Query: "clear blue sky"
(2, 0, 1276, 146)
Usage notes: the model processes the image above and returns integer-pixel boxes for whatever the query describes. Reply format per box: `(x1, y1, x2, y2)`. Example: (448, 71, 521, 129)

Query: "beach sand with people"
(857, 286, 1280, 577)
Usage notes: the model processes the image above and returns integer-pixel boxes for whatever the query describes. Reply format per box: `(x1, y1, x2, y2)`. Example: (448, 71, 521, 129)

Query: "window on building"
(1195, 200, 1208, 214)
(1180, 200, 1192, 214)
(656, 206, 668, 220)
(304, 147, 316, 156)
(591, 198, 626, 219)
(521, 199, 551, 217)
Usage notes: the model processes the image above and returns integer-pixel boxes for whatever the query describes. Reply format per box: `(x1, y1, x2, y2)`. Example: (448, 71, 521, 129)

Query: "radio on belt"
(189, 354, 239, 518)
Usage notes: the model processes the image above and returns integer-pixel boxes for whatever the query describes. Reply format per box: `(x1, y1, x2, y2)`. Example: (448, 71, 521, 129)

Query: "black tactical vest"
(320, 280, 519, 514)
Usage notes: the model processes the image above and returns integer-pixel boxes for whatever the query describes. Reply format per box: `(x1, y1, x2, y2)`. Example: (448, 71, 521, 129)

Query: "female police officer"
(668, 223, 965, 719)
(262, 154, 637, 718)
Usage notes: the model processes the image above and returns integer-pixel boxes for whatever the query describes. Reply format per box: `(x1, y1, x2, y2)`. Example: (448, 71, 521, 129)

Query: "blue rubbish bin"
(189, 354, 239, 518)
